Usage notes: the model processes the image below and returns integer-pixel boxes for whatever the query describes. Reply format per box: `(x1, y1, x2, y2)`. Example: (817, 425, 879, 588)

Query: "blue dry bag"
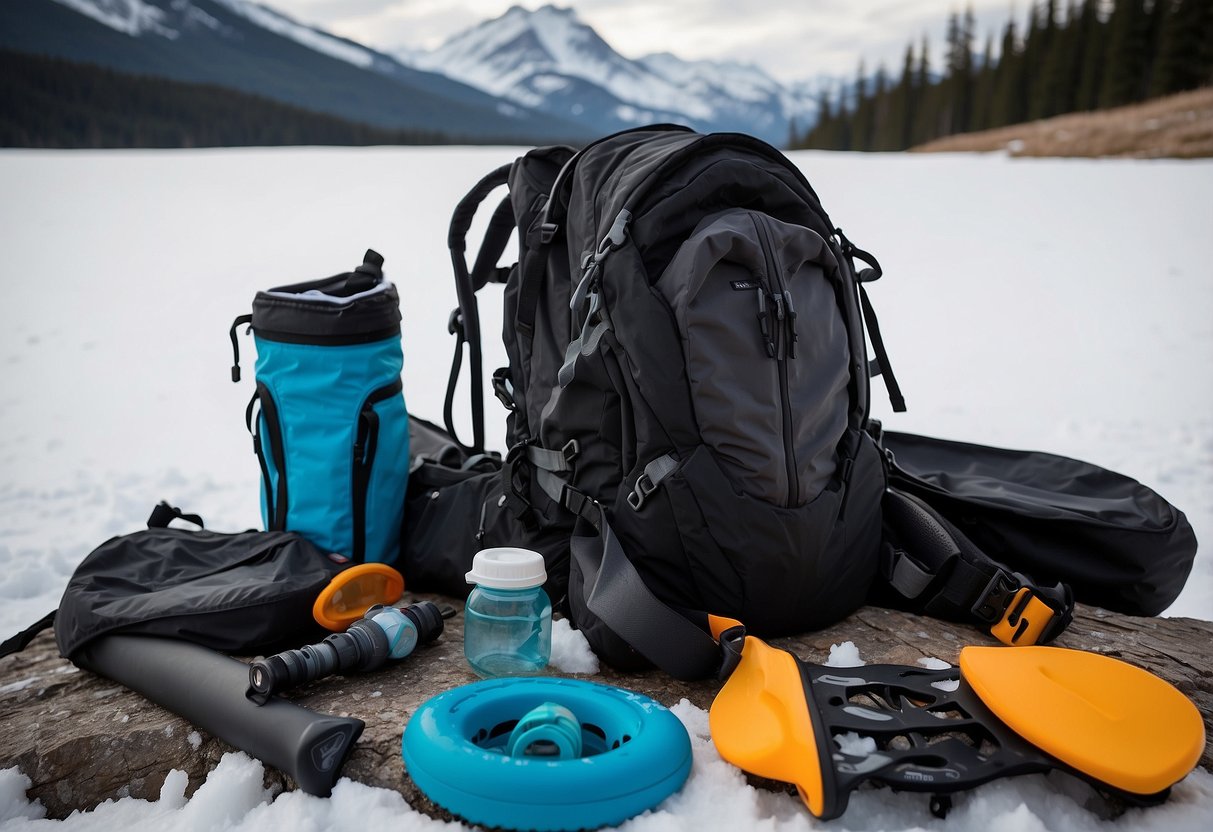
(229, 250, 409, 564)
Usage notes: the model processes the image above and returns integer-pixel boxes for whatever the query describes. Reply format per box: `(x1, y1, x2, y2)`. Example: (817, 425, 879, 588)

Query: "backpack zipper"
(752, 213, 800, 508)
(254, 382, 289, 529)
(351, 378, 403, 562)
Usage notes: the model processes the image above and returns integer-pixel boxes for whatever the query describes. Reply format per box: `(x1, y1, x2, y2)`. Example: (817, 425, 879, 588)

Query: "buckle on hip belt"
(973, 571, 1065, 646)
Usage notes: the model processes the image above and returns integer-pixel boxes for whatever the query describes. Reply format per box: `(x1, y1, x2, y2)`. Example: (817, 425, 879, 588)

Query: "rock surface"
(1, 596, 1210, 819)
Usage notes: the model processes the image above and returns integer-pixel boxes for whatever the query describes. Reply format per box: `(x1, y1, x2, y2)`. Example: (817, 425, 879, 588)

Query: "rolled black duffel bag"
(881, 429, 1197, 618)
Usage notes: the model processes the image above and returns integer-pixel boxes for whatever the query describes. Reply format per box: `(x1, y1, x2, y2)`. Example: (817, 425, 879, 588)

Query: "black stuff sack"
(1, 503, 345, 661)
(400, 417, 570, 604)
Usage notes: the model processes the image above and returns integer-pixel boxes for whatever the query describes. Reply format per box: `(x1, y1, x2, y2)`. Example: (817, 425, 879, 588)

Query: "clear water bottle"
(464, 548, 552, 678)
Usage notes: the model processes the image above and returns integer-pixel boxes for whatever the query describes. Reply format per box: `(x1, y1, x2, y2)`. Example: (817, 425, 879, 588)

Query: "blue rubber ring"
(402, 678, 692, 831)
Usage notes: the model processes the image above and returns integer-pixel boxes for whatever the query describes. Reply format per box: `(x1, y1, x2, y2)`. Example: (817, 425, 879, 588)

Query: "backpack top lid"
(548, 128, 835, 272)
(251, 249, 401, 343)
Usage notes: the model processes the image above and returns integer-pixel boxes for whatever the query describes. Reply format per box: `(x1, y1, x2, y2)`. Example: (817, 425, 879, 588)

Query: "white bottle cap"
(465, 547, 547, 590)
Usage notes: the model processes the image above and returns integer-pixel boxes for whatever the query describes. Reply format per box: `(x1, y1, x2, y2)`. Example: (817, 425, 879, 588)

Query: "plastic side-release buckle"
(626, 472, 658, 510)
(491, 367, 516, 411)
(987, 585, 1064, 646)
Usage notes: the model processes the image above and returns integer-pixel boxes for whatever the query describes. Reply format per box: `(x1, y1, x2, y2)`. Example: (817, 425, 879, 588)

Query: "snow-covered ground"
(0, 146, 1210, 830)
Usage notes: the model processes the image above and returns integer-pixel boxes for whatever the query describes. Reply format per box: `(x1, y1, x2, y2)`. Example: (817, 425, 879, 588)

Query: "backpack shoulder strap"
(559, 486, 746, 681)
(0, 610, 56, 660)
(445, 163, 514, 454)
(881, 487, 1073, 645)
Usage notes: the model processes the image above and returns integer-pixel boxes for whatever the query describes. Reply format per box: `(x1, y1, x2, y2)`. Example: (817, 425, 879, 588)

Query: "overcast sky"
(269, 0, 1031, 83)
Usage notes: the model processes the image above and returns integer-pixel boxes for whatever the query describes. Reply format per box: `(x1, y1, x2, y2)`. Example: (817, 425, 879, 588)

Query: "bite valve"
(246, 601, 452, 705)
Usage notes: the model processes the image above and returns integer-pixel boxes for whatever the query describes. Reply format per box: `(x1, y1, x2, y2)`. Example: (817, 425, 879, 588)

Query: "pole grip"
(74, 634, 364, 796)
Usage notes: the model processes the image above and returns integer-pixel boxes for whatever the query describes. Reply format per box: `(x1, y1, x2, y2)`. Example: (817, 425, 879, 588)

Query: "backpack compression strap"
(835, 228, 906, 413)
(882, 488, 1074, 645)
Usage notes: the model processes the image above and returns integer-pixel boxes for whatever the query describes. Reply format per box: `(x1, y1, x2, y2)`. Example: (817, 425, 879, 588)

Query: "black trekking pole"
(75, 634, 364, 797)
(247, 602, 454, 705)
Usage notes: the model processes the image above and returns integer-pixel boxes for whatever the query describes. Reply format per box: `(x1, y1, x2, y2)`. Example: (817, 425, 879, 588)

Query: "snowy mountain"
(0, 0, 585, 140)
(406, 4, 820, 144)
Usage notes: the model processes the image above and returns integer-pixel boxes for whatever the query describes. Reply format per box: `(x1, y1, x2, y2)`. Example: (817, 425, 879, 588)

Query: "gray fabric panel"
(656, 209, 850, 506)
(783, 245, 851, 500)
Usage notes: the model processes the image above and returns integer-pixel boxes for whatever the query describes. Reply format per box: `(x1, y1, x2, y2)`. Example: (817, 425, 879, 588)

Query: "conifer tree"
(835, 90, 853, 150)
(893, 42, 916, 149)
(1101, 0, 1149, 107)
(912, 35, 934, 145)
(1151, 0, 1213, 96)
(1074, 0, 1108, 110)
(852, 59, 872, 151)
(992, 17, 1027, 126)
(1034, 0, 1072, 118)
(871, 64, 891, 150)
(955, 5, 977, 133)
(971, 33, 996, 131)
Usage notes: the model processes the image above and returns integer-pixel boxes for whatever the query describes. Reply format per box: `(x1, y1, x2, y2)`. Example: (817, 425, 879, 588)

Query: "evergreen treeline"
(0, 49, 450, 148)
(793, 0, 1213, 151)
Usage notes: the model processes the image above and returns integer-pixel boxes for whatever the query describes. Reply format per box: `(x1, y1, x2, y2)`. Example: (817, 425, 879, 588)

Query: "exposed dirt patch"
(912, 87, 1213, 159)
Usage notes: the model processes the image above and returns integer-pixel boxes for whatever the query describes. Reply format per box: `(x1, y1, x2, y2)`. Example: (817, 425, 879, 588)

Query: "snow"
(210, 0, 378, 70)
(414, 5, 727, 124)
(549, 617, 600, 674)
(0, 145, 1211, 828)
(51, 0, 178, 39)
(825, 641, 865, 667)
(51, 0, 380, 70)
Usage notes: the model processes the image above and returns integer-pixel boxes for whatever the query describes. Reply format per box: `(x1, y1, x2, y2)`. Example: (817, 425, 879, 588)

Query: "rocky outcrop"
(1, 596, 1209, 819)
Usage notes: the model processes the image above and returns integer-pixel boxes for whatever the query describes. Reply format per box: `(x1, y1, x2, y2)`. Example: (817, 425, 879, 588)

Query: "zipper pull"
(771, 291, 786, 360)
(229, 314, 252, 382)
(570, 259, 598, 312)
(476, 495, 491, 543)
(599, 208, 632, 255)
(354, 414, 370, 466)
(756, 288, 775, 358)
(783, 290, 798, 359)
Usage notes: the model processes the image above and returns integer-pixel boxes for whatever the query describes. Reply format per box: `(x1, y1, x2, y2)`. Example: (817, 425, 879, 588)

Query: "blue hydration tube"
(401, 677, 692, 831)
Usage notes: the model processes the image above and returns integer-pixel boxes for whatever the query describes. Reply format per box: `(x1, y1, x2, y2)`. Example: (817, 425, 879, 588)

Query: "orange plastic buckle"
(990, 587, 1057, 646)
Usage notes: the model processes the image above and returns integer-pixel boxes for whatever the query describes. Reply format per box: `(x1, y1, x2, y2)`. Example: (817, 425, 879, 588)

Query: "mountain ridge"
(0, 0, 588, 141)
(2, 0, 833, 145)
(402, 3, 821, 144)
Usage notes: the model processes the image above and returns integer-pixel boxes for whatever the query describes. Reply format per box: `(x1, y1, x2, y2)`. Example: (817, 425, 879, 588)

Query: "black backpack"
(418, 125, 1194, 679)
(437, 125, 904, 678)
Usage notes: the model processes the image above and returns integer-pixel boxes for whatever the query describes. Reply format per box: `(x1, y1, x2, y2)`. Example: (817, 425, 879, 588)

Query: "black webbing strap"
(443, 311, 468, 454)
(835, 228, 905, 413)
(147, 501, 205, 529)
(882, 488, 1072, 645)
(858, 284, 905, 414)
(504, 435, 745, 681)
(0, 610, 55, 659)
(228, 314, 253, 383)
(470, 196, 516, 291)
(445, 163, 514, 454)
(566, 494, 745, 681)
(514, 200, 552, 340)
